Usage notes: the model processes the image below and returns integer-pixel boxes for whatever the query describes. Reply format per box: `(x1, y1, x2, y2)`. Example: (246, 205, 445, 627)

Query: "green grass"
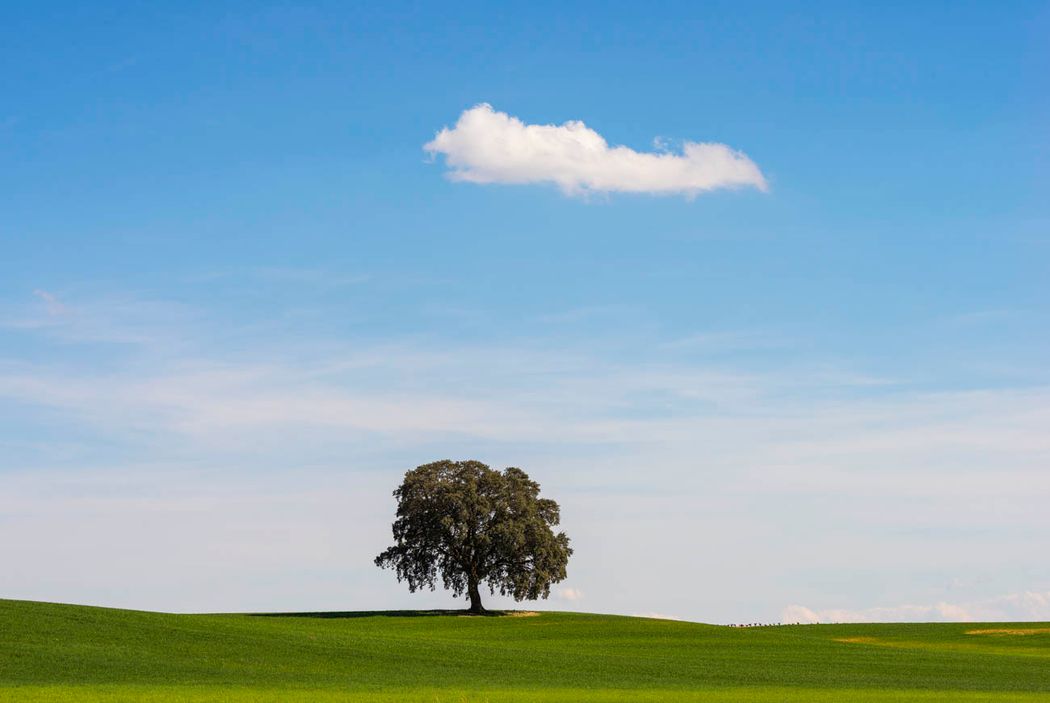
(3, 599, 1050, 701)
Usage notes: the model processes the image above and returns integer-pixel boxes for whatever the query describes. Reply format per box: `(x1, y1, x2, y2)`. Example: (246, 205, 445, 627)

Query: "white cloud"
(781, 605, 822, 623)
(783, 592, 1050, 624)
(632, 611, 684, 621)
(557, 587, 583, 602)
(424, 104, 767, 198)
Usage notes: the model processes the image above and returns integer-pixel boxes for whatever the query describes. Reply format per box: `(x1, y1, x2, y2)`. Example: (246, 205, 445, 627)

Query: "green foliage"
(3, 599, 1050, 702)
(374, 460, 572, 612)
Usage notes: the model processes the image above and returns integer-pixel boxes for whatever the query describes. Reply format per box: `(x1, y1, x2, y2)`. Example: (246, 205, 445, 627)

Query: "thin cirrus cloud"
(424, 104, 768, 198)
(4, 289, 1050, 617)
(782, 592, 1050, 624)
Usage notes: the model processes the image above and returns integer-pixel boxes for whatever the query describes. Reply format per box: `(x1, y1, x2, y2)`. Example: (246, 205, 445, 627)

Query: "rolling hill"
(2, 598, 1049, 701)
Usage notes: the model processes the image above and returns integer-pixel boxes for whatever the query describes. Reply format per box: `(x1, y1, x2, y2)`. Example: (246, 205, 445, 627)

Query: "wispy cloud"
(783, 591, 1050, 623)
(660, 330, 788, 354)
(218, 266, 370, 288)
(3, 287, 1050, 617)
(424, 104, 768, 198)
(2, 290, 194, 346)
(632, 611, 684, 621)
(32, 289, 67, 316)
(3, 294, 1049, 463)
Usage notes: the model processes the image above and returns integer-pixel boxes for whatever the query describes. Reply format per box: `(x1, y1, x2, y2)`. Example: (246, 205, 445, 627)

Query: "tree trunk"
(467, 578, 485, 614)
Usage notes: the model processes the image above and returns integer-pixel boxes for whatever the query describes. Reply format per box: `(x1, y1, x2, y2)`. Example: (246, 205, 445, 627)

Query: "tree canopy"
(374, 459, 572, 613)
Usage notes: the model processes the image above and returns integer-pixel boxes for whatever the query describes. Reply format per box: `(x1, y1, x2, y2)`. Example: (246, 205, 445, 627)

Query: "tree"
(374, 459, 572, 614)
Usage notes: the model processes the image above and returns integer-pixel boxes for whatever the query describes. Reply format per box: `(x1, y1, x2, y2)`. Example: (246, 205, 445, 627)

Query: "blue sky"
(2, 2, 1049, 622)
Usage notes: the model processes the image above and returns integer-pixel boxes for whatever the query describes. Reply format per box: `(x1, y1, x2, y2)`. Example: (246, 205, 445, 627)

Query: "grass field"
(2, 599, 1050, 701)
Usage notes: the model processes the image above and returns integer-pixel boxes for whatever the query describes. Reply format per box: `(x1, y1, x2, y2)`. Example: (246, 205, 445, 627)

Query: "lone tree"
(374, 459, 572, 614)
